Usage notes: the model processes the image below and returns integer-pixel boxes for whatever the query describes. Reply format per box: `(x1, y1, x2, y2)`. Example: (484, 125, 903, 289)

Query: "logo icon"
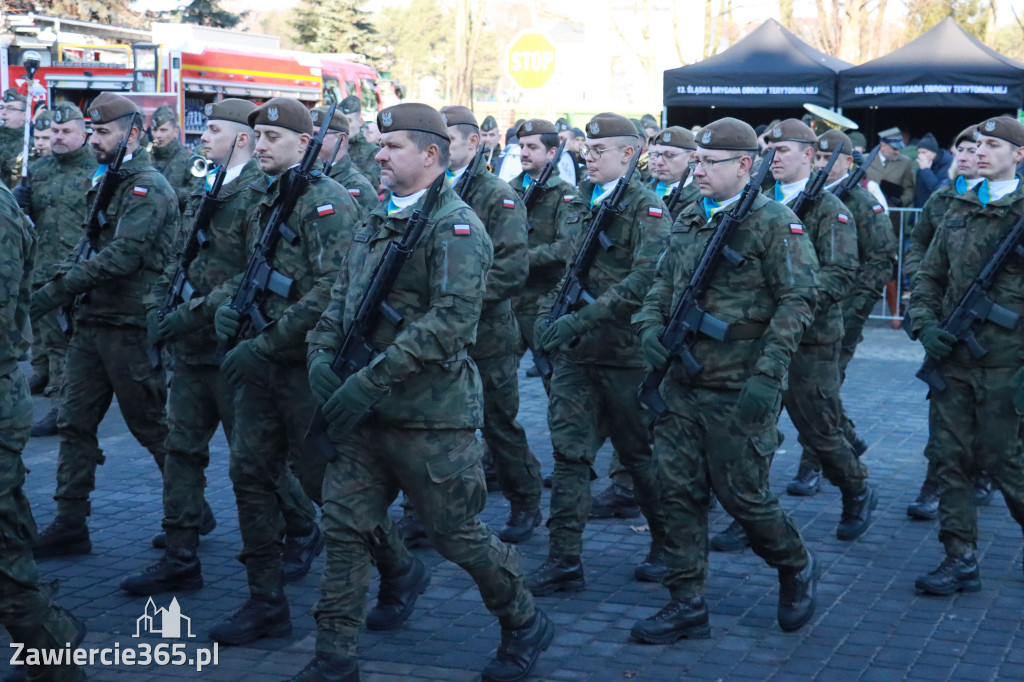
(89, 108, 100, 120)
(701, 131, 712, 144)
(134, 597, 196, 639)
(204, 104, 213, 116)
(311, 110, 320, 123)
(54, 109, 64, 123)
(664, 132, 671, 142)
(984, 120, 996, 132)
(381, 112, 392, 127)
(588, 122, 600, 135)
(267, 106, 279, 122)
(821, 139, 829, 149)
(524, 121, 533, 132)
(772, 126, 782, 138)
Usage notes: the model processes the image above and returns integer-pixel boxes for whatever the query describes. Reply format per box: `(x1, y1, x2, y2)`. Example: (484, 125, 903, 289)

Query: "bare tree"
(451, 0, 486, 105)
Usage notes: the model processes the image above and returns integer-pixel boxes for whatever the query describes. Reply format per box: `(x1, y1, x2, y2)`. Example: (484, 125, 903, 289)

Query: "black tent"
(663, 19, 851, 128)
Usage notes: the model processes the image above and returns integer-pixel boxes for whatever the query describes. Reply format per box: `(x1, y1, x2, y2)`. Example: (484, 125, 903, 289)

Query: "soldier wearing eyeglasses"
(649, 126, 700, 220)
(0, 89, 28, 187)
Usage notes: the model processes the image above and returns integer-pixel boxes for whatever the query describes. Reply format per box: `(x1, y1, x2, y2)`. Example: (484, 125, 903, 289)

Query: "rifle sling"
(726, 322, 769, 341)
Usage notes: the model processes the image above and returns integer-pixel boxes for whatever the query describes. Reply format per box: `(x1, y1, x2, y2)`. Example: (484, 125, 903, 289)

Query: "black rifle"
(915, 211, 1024, 392)
(663, 166, 693, 217)
(305, 174, 445, 460)
(453, 149, 485, 199)
(833, 144, 881, 203)
(533, 148, 641, 378)
(788, 147, 840, 220)
(58, 120, 135, 336)
(522, 140, 566, 231)
(637, 149, 776, 417)
(322, 129, 346, 176)
(220, 100, 338, 352)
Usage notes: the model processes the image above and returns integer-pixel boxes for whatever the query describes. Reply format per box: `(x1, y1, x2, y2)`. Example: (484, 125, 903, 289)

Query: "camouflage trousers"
(29, 290, 68, 406)
(163, 362, 317, 549)
(654, 380, 808, 598)
(786, 342, 868, 489)
(546, 356, 664, 556)
(315, 426, 534, 657)
(0, 369, 85, 681)
(55, 323, 167, 518)
(230, 361, 326, 596)
(929, 364, 1024, 554)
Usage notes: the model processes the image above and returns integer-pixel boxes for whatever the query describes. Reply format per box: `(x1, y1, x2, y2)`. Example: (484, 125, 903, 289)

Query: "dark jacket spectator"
(915, 133, 953, 207)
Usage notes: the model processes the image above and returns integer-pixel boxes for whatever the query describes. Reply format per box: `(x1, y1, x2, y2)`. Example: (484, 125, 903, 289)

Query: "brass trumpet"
(189, 153, 215, 178)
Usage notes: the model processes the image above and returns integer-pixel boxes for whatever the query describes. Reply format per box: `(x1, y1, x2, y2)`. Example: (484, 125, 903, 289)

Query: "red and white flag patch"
(649, 207, 664, 218)
(132, 186, 148, 196)
(837, 213, 849, 224)
(453, 224, 472, 235)
(317, 204, 335, 217)
(502, 198, 515, 209)
(789, 223, 804, 234)
(563, 194, 575, 203)
(347, 188, 361, 197)
(873, 204, 884, 214)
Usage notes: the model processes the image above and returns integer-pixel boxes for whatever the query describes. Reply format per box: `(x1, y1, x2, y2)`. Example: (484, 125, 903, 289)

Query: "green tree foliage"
(176, 0, 244, 29)
(291, 0, 377, 56)
(902, 0, 996, 43)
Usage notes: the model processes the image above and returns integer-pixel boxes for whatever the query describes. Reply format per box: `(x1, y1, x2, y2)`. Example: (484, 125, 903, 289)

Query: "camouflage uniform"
(307, 181, 536, 656)
(151, 137, 200, 212)
(0, 125, 24, 187)
(211, 170, 359, 597)
(633, 194, 817, 597)
(32, 149, 178, 519)
(0, 183, 85, 681)
(909, 182, 1024, 555)
(24, 143, 95, 405)
(150, 159, 316, 549)
(346, 131, 380, 190)
(541, 174, 669, 557)
(651, 178, 701, 221)
(325, 154, 379, 216)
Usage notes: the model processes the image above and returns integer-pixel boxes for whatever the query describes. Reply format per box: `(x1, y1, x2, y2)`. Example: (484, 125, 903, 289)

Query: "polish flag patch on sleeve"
(317, 204, 335, 217)
(873, 204, 885, 214)
(789, 223, 804, 234)
(563, 194, 575, 202)
(837, 213, 849, 223)
(453, 224, 472, 236)
(347, 188, 361, 197)
(649, 207, 664, 218)
(132, 186, 148, 196)
(502, 198, 516, 209)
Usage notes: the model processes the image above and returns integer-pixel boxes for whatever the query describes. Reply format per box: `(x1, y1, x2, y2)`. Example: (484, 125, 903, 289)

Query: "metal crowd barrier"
(870, 206, 922, 322)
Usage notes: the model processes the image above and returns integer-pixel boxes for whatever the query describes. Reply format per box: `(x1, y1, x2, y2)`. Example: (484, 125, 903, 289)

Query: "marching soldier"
(31, 109, 52, 158)
(207, 98, 359, 645)
(528, 112, 670, 595)
(0, 89, 27, 187)
(149, 104, 200, 212)
(311, 105, 379, 216)
(18, 104, 96, 438)
(908, 116, 1024, 596)
(297, 101, 551, 682)
(631, 116, 820, 642)
(28, 93, 179, 559)
(339, 95, 381, 189)
(648, 126, 700, 220)
(481, 114, 502, 168)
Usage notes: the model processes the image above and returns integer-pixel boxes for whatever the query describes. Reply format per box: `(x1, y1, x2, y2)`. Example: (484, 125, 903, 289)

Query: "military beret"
(87, 92, 141, 125)
(696, 117, 758, 152)
(311, 105, 349, 134)
(765, 118, 817, 145)
(440, 105, 478, 128)
(954, 125, 978, 148)
(555, 117, 571, 132)
(630, 118, 646, 137)
(848, 131, 867, 149)
(817, 129, 853, 156)
(652, 126, 696, 150)
(376, 102, 450, 141)
(516, 118, 556, 138)
(586, 112, 639, 140)
(205, 99, 256, 127)
(51, 103, 84, 124)
(878, 126, 904, 149)
(975, 116, 1024, 147)
(151, 105, 178, 129)
(247, 97, 313, 136)
(640, 114, 658, 129)
(2, 88, 25, 104)
(570, 127, 584, 138)
(34, 110, 52, 131)
(339, 95, 361, 114)
(480, 115, 498, 131)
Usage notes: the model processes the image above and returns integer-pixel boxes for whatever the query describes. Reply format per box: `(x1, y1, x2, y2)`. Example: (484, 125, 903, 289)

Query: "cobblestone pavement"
(6, 324, 1024, 681)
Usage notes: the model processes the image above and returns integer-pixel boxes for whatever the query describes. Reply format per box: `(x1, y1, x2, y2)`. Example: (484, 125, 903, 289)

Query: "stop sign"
(507, 33, 556, 89)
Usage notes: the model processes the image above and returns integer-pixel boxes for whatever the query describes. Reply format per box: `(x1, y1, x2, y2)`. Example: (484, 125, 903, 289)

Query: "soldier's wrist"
(753, 355, 787, 381)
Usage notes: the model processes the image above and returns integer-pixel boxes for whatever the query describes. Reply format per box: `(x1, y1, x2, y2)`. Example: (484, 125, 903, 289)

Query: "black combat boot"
(974, 472, 994, 505)
(498, 506, 542, 544)
(710, 518, 749, 552)
(481, 610, 554, 682)
(851, 435, 868, 457)
(209, 591, 291, 645)
(396, 512, 430, 549)
(542, 473, 553, 489)
(630, 597, 710, 643)
(283, 524, 325, 582)
(33, 516, 91, 559)
(633, 542, 667, 583)
(30, 408, 58, 438)
(27, 373, 47, 396)
(366, 556, 431, 631)
(152, 500, 217, 549)
(589, 483, 640, 519)
(836, 483, 877, 541)
(907, 480, 939, 520)
(527, 555, 584, 596)
(778, 553, 817, 632)
(120, 546, 203, 595)
(915, 553, 981, 595)
(786, 464, 821, 497)
(288, 653, 360, 681)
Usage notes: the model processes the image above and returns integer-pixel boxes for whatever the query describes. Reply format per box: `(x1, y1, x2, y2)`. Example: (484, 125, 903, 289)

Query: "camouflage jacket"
(151, 137, 200, 212)
(836, 182, 897, 305)
(26, 143, 96, 284)
(149, 159, 265, 366)
(48, 149, 179, 327)
(905, 182, 960, 284)
(772, 189, 858, 345)
(510, 169, 578, 317)
(910, 179, 1024, 369)
(540, 173, 671, 367)
(0, 126, 24, 187)
(634, 194, 820, 390)
(347, 131, 380, 189)
(207, 170, 360, 366)
(651, 178, 701, 221)
(326, 154, 379, 216)
(457, 155, 528, 359)
(307, 180, 492, 429)
(0, 182, 35, 373)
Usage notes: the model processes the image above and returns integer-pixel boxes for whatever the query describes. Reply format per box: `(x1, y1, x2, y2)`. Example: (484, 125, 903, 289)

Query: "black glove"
(11, 183, 30, 212)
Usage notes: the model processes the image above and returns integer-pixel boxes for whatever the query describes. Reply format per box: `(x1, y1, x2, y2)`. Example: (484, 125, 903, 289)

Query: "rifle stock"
(833, 145, 881, 202)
